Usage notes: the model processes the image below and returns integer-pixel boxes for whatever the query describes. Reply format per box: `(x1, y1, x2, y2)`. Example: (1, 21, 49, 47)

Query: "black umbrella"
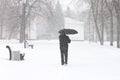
(58, 28, 78, 34)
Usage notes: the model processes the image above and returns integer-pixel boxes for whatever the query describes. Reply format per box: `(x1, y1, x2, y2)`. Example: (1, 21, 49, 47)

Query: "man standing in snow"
(59, 31, 71, 65)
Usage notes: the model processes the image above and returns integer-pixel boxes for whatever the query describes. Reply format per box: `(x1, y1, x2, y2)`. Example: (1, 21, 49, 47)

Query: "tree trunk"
(113, 0, 120, 48)
(8, 30, 13, 40)
(0, 19, 3, 39)
(88, 11, 91, 42)
(105, 0, 114, 46)
(91, 0, 102, 44)
(101, 0, 104, 45)
(20, 3, 26, 43)
(110, 12, 113, 46)
(116, 12, 120, 48)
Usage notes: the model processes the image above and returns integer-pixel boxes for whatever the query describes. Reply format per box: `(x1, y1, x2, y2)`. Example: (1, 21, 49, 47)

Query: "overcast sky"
(59, 0, 75, 10)
(59, 0, 73, 5)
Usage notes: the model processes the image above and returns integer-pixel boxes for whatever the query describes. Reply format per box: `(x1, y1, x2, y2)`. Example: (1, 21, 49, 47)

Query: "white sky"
(59, 0, 75, 10)
(59, 0, 73, 5)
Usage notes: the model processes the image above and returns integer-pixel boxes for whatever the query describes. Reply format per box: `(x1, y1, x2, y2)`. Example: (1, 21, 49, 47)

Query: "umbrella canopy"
(58, 29, 78, 34)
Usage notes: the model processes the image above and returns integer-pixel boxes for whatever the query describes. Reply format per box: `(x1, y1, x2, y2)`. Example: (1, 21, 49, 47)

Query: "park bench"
(24, 41, 34, 49)
(6, 45, 25, 61)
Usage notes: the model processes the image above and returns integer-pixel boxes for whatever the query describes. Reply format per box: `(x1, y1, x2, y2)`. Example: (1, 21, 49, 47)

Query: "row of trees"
(83, 0, 120, 48)
(0, 0, 64, 42)
(0, 0, 20, 40)
(0, 0, 39, 42)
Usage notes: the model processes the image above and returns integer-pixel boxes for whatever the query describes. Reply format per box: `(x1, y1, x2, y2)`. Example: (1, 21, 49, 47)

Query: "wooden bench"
(6, 45, 25, 61)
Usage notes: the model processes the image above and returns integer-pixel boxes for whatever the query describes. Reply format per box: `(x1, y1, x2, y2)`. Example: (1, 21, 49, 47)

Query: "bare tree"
(90, 0, 103, 45)
(17, 0, 38, 43)
(113, 0, 120, 48)
(105, 0, 114, 46)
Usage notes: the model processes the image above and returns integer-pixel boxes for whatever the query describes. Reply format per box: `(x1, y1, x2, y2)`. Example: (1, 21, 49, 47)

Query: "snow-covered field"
(0, 40, 120, 80)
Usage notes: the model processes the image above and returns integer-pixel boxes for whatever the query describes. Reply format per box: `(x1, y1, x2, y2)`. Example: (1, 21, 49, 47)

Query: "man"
(59, 31, 71, 65)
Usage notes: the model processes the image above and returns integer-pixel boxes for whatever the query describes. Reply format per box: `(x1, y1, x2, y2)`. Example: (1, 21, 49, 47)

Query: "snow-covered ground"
(0, 40, 120, 80)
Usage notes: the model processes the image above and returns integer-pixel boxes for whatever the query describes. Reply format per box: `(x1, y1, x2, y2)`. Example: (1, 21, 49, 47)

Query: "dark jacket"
(59, 34, 71, 47)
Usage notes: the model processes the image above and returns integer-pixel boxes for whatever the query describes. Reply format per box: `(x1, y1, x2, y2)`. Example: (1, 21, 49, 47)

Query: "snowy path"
(0, 40, 120, 80)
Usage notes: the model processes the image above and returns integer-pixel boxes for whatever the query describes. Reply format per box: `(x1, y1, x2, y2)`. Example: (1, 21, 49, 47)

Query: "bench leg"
(20, 53, 25, 60)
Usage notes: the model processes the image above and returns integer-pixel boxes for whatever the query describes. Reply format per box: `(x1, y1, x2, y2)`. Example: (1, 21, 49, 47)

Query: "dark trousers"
(60, 46, 68, 65)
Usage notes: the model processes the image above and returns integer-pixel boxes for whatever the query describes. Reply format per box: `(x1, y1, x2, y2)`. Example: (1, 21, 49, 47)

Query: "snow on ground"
(0, 40, 120, 80)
